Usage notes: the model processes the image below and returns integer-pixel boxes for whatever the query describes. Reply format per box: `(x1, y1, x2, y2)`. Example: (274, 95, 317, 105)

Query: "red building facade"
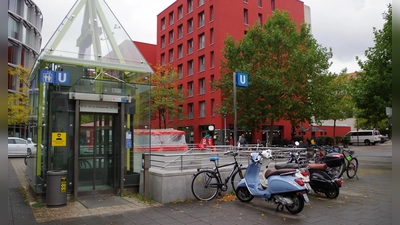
(143, 0, 350, 145)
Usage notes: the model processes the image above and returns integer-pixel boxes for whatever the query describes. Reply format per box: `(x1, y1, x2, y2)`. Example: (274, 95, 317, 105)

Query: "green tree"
(8, 65, 31, 125)
(315, 69, 354, 146)
(215, 10, 332, 144)
(147, 64, 185, 129)
(351, 4, 392, 127)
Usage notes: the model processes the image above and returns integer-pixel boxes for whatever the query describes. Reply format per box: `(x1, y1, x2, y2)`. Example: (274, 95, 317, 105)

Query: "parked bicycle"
(191, 151, 247, 201)
(338, 149, 359, 179)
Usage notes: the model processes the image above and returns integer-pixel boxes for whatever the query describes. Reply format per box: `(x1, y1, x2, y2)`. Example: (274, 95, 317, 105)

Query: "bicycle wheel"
(231, 167, 247, 192)
(191, 171, 219, 201)
(346, 158, 358, 179)
(338, 162, 346, 178)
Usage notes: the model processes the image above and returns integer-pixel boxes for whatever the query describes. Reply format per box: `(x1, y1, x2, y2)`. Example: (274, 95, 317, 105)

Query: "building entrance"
(78, 113, 116, 193)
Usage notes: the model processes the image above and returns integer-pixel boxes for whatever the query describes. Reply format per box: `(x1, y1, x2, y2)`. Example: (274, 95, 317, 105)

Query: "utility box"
(46, 170, 68, 206)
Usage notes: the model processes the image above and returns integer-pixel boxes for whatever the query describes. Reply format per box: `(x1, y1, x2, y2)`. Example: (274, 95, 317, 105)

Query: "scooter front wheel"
(236, 186, 254, 202)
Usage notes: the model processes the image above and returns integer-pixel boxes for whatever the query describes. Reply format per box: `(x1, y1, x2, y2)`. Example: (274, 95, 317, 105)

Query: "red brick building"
(138, 0, 350, 145)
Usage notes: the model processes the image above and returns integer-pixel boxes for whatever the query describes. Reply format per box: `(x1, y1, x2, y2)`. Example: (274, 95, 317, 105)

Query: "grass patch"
(122, 191, 157, 205)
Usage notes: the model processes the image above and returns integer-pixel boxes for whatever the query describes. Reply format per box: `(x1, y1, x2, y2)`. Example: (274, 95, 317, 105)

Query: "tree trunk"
(333, 119, 337, 146)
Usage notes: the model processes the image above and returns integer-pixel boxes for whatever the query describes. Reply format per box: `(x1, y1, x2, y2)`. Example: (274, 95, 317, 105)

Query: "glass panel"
(78, 113, 114, 191)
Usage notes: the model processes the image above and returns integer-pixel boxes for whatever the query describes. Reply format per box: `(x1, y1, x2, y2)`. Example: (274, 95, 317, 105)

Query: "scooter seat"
(275, 163, 300, 170)
(307, 163, 327, 170)
(264, 169, 296, 179)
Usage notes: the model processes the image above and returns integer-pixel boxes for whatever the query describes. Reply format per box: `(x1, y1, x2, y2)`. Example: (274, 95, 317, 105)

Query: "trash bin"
(46, 170, 68, 206)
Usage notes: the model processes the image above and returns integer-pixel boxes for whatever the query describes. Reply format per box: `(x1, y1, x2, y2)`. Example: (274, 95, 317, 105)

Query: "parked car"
(26, 138, 38, 154)
(8, 137, 31, 157)
(380, 135, 389, 143)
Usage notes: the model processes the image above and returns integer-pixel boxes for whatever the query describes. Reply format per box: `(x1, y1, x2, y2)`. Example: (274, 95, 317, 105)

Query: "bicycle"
(191, 151, 247, 201)
(338, 149, 359, 179)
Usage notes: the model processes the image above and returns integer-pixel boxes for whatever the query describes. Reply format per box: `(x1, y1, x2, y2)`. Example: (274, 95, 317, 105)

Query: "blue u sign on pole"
(40, 70, 70, 85)
(235, 72, 248, 87)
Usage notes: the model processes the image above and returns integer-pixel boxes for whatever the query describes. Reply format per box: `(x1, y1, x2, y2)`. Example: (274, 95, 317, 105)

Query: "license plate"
(303, 193, 310, 203)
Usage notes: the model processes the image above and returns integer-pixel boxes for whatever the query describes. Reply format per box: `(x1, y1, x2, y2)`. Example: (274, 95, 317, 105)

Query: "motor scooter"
(236, 150, 310, 214)
(274, 143, 343, 199)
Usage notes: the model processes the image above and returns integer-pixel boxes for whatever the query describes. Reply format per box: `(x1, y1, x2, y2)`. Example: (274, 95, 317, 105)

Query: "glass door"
(78, 114, 115, 192)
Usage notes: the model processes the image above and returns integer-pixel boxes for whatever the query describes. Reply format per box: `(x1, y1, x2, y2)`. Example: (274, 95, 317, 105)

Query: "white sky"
(34, 0, 391, 74)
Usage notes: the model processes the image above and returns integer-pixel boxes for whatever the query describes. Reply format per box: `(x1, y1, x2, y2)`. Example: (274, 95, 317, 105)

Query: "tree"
(215, 10, 332, 144)
(145, 64, 185, 129)
(8, 65, 31, 125)
(351, 4, 392, 127)
(314, 69, 354, 146)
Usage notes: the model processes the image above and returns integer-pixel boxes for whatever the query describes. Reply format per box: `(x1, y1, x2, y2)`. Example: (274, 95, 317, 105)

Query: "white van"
(346, 130, 381, 145)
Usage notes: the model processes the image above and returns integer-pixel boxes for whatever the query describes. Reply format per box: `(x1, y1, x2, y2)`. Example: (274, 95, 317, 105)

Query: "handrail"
(146, 146, 309, 171)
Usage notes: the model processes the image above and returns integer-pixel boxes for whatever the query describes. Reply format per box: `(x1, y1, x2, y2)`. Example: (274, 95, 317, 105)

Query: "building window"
(271, 0, 275, 12)
(244, 9, 248, 24)
(178, 24, 183, 39)
(199, 101, 206, 118)
(187, 18, 193, 34)
(199, 55, 205, 72)
(199, 33, 205, 49)
(210, 5, 214, 22)
(161, 53, 165, 65)
(210, 51, 214, 68)
(198, 11, 205, 28)
(199, 0, 204, 7)
(243, 0, 248, 3)
(169, 49, 174, 63)
(210, 28, 214, 44)
(210, 75, 214, 92)
(178, 5, 183, 19)
(188, 81, 194, 97)
(258, 0, 262, 7)
(211, 99, 215, 116)
(178, 44, 183, 59)
(188, 0, 193, 13)
(188, 103, 194, 119)
(178, 105, 183, 120)
(169, 11, 174, 25)
(161, 35, 166, 48)
(161, 17, 166, 30)
(188, 60, 194, 76)
(169, 110, 174, 121)
(188, 39, 193, 54)
(199, 78, 205, 95)
(178, 64, 183, 78)
(169, 30, 174, 44)
(178, 84, 183, 96)
(258, 13, 263, 25)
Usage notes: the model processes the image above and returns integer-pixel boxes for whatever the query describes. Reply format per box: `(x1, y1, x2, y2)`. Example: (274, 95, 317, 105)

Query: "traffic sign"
(235, 72, 248, 87)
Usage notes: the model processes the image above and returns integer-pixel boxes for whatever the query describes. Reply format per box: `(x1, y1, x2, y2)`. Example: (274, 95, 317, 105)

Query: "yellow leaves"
(217, 193, 237, 202)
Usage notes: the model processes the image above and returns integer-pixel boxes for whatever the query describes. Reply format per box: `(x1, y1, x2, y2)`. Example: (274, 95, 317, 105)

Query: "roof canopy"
(37, 0, 153, 77)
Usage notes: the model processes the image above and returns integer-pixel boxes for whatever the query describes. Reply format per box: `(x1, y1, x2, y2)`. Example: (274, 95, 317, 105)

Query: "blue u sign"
(40, 70, 70, 85)
(235, 72, 248, 87)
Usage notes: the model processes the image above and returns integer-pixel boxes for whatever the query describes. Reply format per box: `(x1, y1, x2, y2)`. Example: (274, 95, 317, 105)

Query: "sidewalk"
(9, 142, 392, 224)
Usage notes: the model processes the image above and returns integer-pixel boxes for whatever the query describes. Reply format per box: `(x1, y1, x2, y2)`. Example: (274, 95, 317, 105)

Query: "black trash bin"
(46, 170, 68, 206)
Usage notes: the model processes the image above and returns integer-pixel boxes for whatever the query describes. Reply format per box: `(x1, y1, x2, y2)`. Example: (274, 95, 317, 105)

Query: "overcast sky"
(34, 0, 391, 74)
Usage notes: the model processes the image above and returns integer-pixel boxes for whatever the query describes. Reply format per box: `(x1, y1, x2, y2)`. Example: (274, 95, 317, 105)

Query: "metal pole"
(233, 72, 237, 147)
(224, 115, 226, 141)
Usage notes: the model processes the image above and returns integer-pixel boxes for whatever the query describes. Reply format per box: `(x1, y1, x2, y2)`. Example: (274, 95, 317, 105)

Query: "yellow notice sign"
(52, 132, 66, 146)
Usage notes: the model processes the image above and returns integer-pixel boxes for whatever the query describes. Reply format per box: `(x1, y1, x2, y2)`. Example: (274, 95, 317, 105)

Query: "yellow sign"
(60, 177, 67, 193)
(52, 132, 66, 146)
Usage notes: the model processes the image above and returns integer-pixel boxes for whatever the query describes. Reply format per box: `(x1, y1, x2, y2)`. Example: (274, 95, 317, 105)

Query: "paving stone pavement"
(9, 142, 392, 225)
